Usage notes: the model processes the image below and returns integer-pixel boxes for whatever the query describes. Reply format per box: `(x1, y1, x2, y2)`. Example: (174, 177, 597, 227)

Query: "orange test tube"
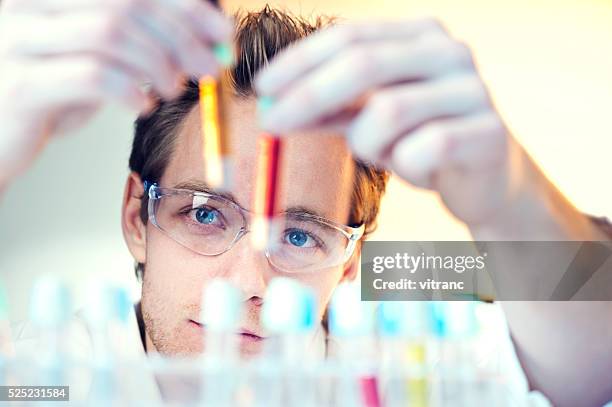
(199, 75, 232, 190)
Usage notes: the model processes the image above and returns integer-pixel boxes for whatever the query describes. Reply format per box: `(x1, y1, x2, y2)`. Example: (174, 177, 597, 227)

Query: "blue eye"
(286, 230, 310, 247)
(195, 207, 219, 225)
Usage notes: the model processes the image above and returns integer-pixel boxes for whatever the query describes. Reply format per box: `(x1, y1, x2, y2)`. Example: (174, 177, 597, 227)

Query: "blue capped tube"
(258, 277, 318, 407)
(200, 279, 241, 407)
(429, 301, 480, 407)
(330, 283, 381, 407)
(29, 275, 72, 387)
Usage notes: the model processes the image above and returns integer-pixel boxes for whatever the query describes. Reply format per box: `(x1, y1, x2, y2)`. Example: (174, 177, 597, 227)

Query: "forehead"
(160, 97, 355, 224)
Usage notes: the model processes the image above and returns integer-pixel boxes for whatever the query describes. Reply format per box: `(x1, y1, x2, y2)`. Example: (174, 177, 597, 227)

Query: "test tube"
(251, 133, 283, 251)
(262, 277, 316, 362)
(429, 301, 479, 407)
(200, 279, 241, 406)
(378, 301, 430, 407)
(0, 281, 13, 387)
(329, 283, 381, 407)
(378, 302, 408, 406)
(29, 276, 72, 386)
(199, 0, 233, 188)
(0, 280, 14, 358)
(84, 280, 132, 355)
(261, 278, 318, 407)
(83, 279, 132, 404)
(199, 73, 232, 190)
(199, 0, 234, 190)
(405, 302, 431, 407)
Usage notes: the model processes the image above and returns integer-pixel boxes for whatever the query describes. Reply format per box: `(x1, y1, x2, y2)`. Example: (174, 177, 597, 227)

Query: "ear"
(339, 244, 361, 283)
(121, 172, 147, 266)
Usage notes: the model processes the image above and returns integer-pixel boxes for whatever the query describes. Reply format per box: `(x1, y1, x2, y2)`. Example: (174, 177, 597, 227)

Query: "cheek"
(143, 226, 230, 311)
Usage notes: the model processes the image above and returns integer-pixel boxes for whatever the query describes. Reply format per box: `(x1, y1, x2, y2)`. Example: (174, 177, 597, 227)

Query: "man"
(2, 2, 612, 406)
(124, 8, 388, 358)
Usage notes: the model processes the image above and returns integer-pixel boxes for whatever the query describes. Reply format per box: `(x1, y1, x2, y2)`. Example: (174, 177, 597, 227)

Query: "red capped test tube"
(251, 134, 283, 251)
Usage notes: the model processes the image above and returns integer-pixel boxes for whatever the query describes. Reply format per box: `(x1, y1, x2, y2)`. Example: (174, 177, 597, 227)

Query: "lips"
(239, 329, 265, 342)
(189, 320, 265, 342)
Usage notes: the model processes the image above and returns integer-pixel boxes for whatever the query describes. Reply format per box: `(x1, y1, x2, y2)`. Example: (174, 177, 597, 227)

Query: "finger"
(4, 1, 228, 79)
(130, 1, 222, 78)
(5, 0, 234, 49)
(0, 54, 148, 186)
(49, 103, 101, 136)
(4, 13, 181, 98)
(14, 56, 149, 118)
(255, 18, 447, 96)
(294, 115, 355, 135)
(277, 93, 369, 134)
(2, 0, 108, 13)
(0, 56, 147, 164)
(387, 111, 508, 189)
(156, 0, 234, 45)
(347, 75, 490, 162)
(0, 57, 147, 183)
(49, 60, 149, 111)
(122, 18, 184, 98)
(259, 37, 474, 132)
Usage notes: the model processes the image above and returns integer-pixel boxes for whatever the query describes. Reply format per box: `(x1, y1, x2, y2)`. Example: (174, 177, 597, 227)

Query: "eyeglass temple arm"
(143, 181, 159, 199)
(143, 181, 160, 226)
(343, 224, 365, 261)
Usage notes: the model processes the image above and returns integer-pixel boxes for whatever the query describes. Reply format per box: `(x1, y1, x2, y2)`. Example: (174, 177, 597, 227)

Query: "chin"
(238, 340, 265, 359)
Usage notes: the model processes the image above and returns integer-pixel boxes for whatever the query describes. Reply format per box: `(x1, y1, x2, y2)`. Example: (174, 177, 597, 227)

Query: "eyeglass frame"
(143, 181, 366, 273)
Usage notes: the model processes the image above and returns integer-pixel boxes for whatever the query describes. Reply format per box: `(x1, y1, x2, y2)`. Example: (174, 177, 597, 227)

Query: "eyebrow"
(172, 180, 239, 204)
(284, 205, 338, 223)
(171, 180, 331, 220)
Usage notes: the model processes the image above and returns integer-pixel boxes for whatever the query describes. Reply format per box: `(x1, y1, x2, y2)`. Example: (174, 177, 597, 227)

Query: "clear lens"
(150, 190, 353, 272)
(267, 214, 349, 273)
(152, 191, 245, 256)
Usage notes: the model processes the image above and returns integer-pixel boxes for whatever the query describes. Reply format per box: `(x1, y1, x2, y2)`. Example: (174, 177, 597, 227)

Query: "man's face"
(139, 98, 357, 357)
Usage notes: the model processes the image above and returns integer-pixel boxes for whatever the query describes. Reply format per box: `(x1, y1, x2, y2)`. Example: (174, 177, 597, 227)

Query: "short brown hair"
(129, 5, 390, 279)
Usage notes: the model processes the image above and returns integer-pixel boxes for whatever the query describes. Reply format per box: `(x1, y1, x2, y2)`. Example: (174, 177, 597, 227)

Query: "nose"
(221, 234, 273, 304)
